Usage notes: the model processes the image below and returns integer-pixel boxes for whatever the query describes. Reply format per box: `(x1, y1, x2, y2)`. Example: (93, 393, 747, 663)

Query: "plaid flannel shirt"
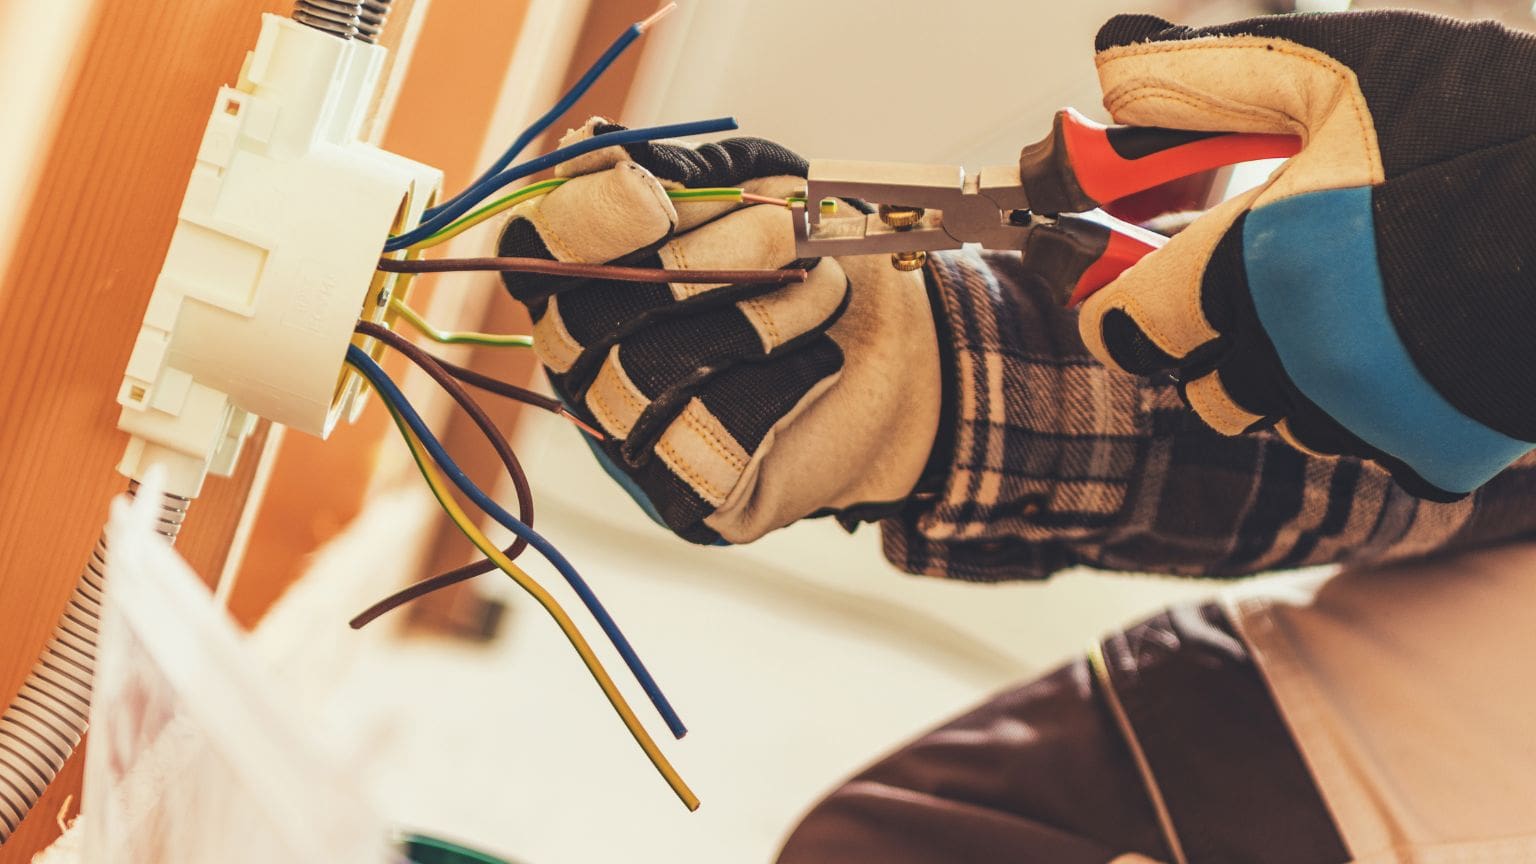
(881, 249, 1536, 582)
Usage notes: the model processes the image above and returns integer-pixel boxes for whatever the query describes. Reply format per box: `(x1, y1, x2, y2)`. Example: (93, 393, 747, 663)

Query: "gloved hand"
(1077, 11, 1536, 500)
(497, 120, 943, 544)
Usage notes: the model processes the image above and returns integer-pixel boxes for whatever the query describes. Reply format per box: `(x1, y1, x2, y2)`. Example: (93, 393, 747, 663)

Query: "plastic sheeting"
(77, 473, 395, 863)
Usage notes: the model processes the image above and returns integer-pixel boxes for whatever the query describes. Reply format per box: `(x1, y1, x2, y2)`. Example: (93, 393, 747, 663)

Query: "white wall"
(622, 0, 1269, 165)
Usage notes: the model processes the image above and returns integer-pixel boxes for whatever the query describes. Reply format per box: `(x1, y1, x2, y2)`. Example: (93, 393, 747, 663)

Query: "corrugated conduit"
(0, 483, 189, 843)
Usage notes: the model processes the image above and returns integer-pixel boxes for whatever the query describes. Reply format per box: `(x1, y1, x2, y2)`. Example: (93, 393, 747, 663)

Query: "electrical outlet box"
(117, 14, 442, 497)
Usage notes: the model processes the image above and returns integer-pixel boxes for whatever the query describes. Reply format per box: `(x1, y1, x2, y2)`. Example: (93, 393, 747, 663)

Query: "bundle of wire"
(350, 2, 817, 810)
(423, 3, 677, 222)
(347, 343, 698, 810)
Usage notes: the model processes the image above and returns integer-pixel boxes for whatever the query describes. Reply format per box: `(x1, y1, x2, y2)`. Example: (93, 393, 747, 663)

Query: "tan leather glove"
(1076, 11, 1536, 499)
(497, 120, 943, 544)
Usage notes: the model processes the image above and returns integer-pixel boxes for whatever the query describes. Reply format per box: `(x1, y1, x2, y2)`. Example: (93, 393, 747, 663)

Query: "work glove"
(1077, 11, 1536, 500)
(497, 120, 943, 544)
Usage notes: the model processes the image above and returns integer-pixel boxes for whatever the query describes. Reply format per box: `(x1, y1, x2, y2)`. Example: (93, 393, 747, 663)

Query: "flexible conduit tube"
(0, 482, 190, 843)
(354, 0, 393, 43)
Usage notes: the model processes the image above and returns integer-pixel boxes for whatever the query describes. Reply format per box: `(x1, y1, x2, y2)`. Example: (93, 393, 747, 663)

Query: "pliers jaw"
(792, 160, 1029, 257)
(793, 108, 1300, 304)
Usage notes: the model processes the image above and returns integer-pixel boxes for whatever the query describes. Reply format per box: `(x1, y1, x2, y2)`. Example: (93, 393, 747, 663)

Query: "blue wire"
(425, 22, 643, 220)
(385, 116, 738, 251)
(347, 345, 687, 739)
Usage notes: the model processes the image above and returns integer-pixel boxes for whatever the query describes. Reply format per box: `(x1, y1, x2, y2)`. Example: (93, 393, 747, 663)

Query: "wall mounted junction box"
(117, 14, 442, 498)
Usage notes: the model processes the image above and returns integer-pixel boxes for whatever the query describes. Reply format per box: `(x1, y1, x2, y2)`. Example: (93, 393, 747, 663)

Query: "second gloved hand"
(1077, 11, 1536, 500)
(497, 120, 943, 544)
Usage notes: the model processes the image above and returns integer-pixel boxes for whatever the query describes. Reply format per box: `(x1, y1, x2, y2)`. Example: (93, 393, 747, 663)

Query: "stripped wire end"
(562, 409, 608, 442)
(741, 192, 792, 207)
(636, 2, 677, 32)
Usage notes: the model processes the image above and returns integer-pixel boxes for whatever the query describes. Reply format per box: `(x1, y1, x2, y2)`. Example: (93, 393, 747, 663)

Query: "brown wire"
(377, 256, 808, 284)
(433, 357, 605, 441)
(349, 321, 534, 629)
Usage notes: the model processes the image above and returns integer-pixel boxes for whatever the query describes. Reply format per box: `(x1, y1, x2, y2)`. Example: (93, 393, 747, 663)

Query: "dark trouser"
(776, 605, 1349, 864)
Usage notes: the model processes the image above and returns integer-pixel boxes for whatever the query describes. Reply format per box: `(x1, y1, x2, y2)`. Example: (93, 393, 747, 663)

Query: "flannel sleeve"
(881, 249, 1536, 582)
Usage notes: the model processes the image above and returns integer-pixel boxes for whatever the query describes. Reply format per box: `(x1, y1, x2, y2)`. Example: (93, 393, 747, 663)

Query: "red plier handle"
(1021, 108, 1300, 303)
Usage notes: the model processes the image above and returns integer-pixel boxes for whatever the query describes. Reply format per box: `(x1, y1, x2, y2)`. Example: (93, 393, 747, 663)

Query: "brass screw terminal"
(878, 205, 926, 272)
(878, 204, 925, 229)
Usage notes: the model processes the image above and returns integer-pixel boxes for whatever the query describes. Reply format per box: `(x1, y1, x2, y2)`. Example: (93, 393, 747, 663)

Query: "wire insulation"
(389, 297, 533, 348)
(348, 332, 686, 740)
(377, 256, 807, 285)
(365, 380, 698, 810)
(386, 117, 740, 251)
(410, 182, 751, 252)
(411, 183, 754, 252)
(424, 5, 676, 220)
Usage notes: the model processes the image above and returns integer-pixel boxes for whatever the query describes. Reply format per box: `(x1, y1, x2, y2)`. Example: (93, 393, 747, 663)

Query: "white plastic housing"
(117, 14, 441, 497)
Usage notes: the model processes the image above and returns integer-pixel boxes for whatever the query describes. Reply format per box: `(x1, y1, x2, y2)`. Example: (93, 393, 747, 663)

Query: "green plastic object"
(403, 833, 521, 864)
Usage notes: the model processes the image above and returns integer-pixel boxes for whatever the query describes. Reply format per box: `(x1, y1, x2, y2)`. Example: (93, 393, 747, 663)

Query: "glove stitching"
(530, 212, 580, 263)
(532, 297, 582, 373)
(586, 355, 648, 437)
(656, 437, 730, 503)
(1093, 39, 1380, 430)
(678, 404, 749, 472)
(586, 383, 630, 439)
(593, 356, 749, 476)
(667, 240, 702, 299)
(1096, 36, 1380, 185)
(1110, 88, 1290, 135)
(1112, 295, 1197, 367)
(1189, 370, 1257, 434)
(743, 296, 780, 350)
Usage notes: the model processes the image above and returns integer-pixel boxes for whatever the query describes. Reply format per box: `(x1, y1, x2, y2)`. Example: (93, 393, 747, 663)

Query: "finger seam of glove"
(530, 209, 580, 262)
(1106, 86, 1295, 135)
(677, 403, 749, 472)
(586, 354, 647, 436)
(1116, 294, 1208, 363)
(666, 240, 703, 298)
(1188, 371, 1261, 434)
(657, 435, 730, 503)
(742, 295, 780, 349)
(532, 297, 582, 372)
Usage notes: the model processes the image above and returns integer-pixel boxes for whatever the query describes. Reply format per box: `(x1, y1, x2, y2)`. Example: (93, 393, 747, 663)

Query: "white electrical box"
(117, 14, 441, 497)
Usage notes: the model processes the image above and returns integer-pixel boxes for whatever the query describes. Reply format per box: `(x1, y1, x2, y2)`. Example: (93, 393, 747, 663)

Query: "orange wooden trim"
(0, 2, 420, 857)
(406, 0, 659, 634)
(228, 0, 537, 630)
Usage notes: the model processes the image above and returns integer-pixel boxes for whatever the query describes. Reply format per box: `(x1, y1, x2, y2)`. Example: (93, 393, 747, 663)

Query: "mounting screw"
(890, 251, 927, 271)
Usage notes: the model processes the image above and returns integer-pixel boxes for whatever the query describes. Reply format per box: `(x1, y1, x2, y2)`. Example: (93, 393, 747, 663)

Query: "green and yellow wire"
(405, 178, 783, 252)
(389, 297, 533, 349)
(370, 387, 699, 811)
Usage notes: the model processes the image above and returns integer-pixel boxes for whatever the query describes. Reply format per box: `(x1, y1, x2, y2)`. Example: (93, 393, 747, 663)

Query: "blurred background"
(5, 0, 1533, 861)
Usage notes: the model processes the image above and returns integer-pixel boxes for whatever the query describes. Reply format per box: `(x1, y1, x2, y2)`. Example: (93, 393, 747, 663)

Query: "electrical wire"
(377, 256, 807, 284)
(352, 552, 500, 629)
(389, 297, 533, 348)
(362, 371, 698, 811)
(412, 179, 567, 250)
(385, 117, 740, 251)
(409, 182, 762, 253)
(350, 357, 606, 630)
(424, 4, 677, 221)
(347, 333, 686, 740)
(384, 296, 603, 434)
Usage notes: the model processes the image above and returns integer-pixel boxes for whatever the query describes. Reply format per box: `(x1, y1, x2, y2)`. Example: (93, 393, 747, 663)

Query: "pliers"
(792, 108, 1299, 305)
